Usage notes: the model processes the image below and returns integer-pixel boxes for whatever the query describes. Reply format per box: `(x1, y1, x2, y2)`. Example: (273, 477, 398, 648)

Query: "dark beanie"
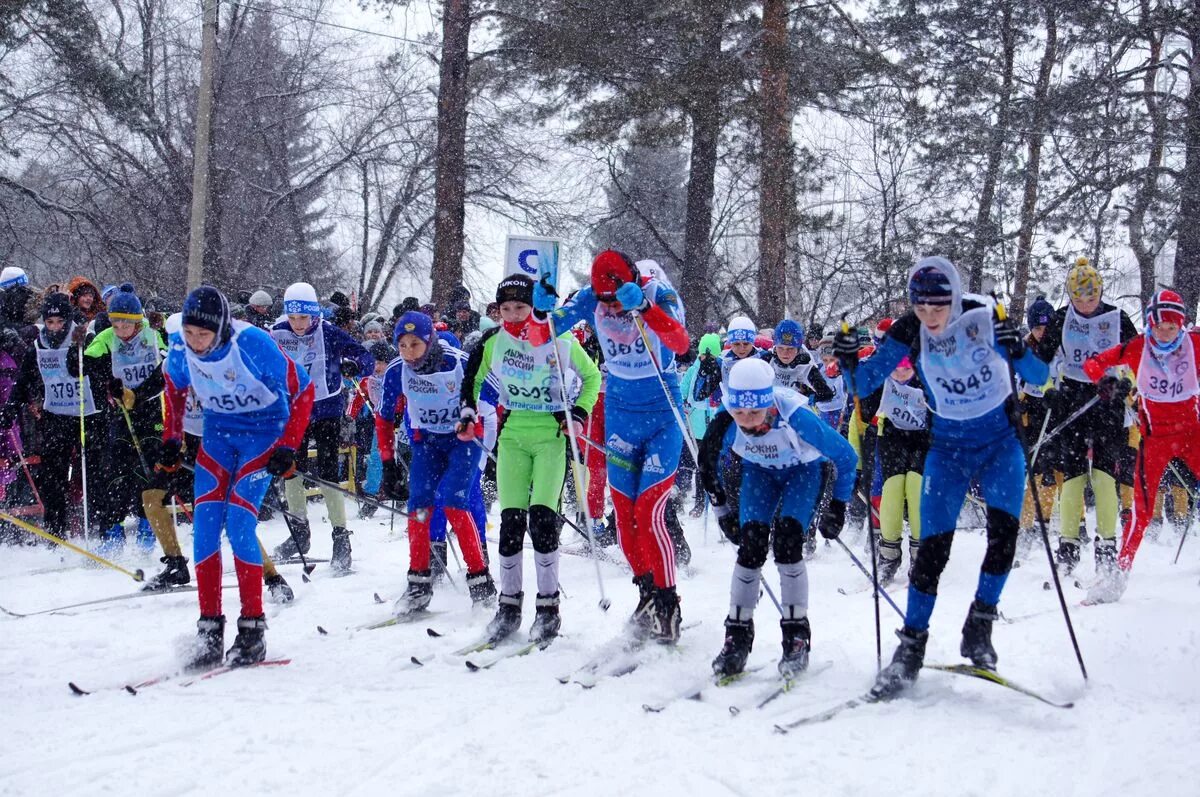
(496, 274, 534, 306)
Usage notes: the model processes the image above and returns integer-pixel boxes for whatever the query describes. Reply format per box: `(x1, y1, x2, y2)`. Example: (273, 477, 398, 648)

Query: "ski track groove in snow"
(1, 505, 1197, 795)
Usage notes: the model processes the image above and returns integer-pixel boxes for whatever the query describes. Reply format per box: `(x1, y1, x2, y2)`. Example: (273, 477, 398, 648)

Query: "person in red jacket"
(1082, 290, 1200, 602)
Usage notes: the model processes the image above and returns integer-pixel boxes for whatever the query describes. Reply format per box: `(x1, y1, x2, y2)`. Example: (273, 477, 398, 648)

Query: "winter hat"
(774, 319, 804, 347)
(393, 310, 434, 346)
(725, 316, 757, 345)
(438, 330, 462, 349)
(897, 356, 913, 370)
(0, 267, 28, 289)
(1026, 296, 1053, 328)
(248, 289, 272, 308)
(698, 332, 722, 358)
(41, 292, 72, 321)
(369, 341, 397, 363)
(329, 290, 351, 308)
(182, 286, 232, 352)
(165, 312, 183, 336)
(908, 265, 953, 305)
(283, 282, 321, 316)
(363, 320, 384, 336)
(1066, 257, 1101, 301)
(590, 250, 637, 297)
(107, 283, 143, 321)
(395, 297, 420, 318)
(99, 284, 118, 303)
(419, 303, 437, 317)
(496, 274, 534, 306)
(724, 358, 776, 410)
(1147, 289, 1186, 328)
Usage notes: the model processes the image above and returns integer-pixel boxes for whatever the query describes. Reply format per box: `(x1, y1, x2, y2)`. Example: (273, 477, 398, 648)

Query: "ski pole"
(78, 345, 91, 543)
(271, 479, 316, 580)
(545, 311, 611, 612)
(632, 313, 700, 462)
(1030, 395, 1100, 466)
(833, 536, 904, 620)
(116, 401, 152, 481)
(302, 471, 409, 517)
(6, 428, 44, 511)
(1167, 462, 1197, 565)
(0, 511, 144, 582)
(995, 297, 1088, 681)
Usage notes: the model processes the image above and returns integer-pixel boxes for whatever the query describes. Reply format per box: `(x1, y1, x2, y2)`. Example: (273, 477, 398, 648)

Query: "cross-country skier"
(1080, 290, 1200, 602)
(874, 356, 929, 585)
(1015, 297, 1058, 565)
(698, 358, 856, 677)
(1034, 258, 1137, 577)
(162, 286, 314, 667)
(463, 275, 601, 643)
(761, 319, 834, 403)
(837, 256, 1049, 697)
(270, 282, 374, 573)
(377, 311, 498, 615)
(532, 252, 690, 641)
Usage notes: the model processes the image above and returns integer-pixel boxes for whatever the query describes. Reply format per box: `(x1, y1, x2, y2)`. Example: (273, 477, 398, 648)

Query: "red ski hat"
(591, 250, 637, 299)
(1147, 289, 1186, 328)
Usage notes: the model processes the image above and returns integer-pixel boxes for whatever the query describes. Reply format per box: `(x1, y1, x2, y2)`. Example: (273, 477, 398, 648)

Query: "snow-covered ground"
(1, 500, 1196, 797)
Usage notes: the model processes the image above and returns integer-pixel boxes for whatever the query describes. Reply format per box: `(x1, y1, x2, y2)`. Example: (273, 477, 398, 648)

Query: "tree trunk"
(681, 13, 724, 334)
(1176, 1, 1200, 314)
(965, 1, 1016, 292)
(757, 0, 791, 326)
(1130, 0, 1167, 306)
(430, 0, 471, 307)
(1011, 2, 1057, 320)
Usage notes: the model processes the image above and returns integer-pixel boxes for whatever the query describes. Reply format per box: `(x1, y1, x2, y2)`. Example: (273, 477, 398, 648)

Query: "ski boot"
(486, 592, 523, 642)
(265, 573, 294, 604)
(394, 570, 433, 615)
(1094, 537, 1117, 575)
(143, 555, 190, 591)
(711, 617, 754, 676)
(187, 615, 225, 671)
(649, 586, 682, 644)
(589, 519, 615, 548)
(877, 540, 902, 586)
(226, 614, 267, 666)
(430, 540, 449, 584)
(1086, 566, 1128, 604)
(135, 517, 156, 554)
(870, 626, 928, 700)
(959, 599, 999, 670)
(330, 527, 353, 573)
(628, 573, 656, 636)
(273, 519, 311, 560)
(529, 592, 561, 643)
(778, 616, 811, 679)
(357, 499, 378, 520)
(97, 523, 126, 559)
(466, 570, 497, 608)
(1054, 537, 1080, 576)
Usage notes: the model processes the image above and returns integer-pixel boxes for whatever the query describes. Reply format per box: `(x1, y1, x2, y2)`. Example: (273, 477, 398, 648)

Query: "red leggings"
(584, 393, 607, 518)
(1123, 427, 1200, 571)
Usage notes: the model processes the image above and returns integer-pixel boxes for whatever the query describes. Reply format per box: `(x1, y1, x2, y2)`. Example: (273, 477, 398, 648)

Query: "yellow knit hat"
(1066, 256, 1101, 300)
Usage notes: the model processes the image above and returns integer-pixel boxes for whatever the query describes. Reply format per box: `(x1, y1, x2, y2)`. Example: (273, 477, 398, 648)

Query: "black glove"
(1097, 375, 1132, 404)
(818, 499, 846, 540)
(266, 447, 296, 477)
(157, 438, 183, 472)
(381, 459, 409, 502)
(832, 329, 860, 371)
(340, 358, 360, 378)
(993, 317, 1025, 359)
(713, 502, 740, 545)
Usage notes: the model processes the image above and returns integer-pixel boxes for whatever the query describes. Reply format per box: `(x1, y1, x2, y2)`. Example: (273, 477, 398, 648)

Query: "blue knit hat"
(774, 319, 804, 347)
(393, 311, 433, 345)
(107, 283, 143, 321)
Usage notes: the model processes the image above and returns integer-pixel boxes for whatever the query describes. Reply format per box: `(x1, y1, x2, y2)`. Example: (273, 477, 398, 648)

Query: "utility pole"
(186, 0, 219, 291)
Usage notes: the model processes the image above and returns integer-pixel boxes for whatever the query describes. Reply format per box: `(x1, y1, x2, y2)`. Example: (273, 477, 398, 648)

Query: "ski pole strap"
(0, 511, 144, 582)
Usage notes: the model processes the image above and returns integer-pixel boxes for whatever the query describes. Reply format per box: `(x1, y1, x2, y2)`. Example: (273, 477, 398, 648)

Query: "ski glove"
(109, 377, 136, 411)
(713, 501, 740, 545)
(832, 329, 860, 371)
(532, 278, 558, 312)
(456, 406, 480, 441)
(1097, 375, 1132, 404)
(266, 446, 297, 477)
(381, 459, 409, 502)
(818, 499, 846, 540)
(157, 439, 183, 472)
(340, 358, 360, 378)
(993, 317, 1025, 359)
(615, 281, 648, 312)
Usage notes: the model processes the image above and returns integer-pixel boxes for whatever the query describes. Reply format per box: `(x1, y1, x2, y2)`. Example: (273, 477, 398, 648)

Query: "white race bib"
(112, 328, 161, 390)
(919, 306, 1012, 421)
(1137, 334, 1199, 404)
(878, 377, 928, 431)
(489, 332, 569, 413)
(1062, 306, 1120, 383)
(37, 331, 97, 416)
(732, 389, 821, 469)
(402, 349, 466, 434)
(186, 323, 278, 415)
(272, 323, 339, 401)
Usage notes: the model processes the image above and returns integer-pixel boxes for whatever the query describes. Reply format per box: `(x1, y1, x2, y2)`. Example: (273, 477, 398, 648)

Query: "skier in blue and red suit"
(162, 286, 314, 669)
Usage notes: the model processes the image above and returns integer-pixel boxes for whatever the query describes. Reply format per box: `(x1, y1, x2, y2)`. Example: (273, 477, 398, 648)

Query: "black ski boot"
(330, 527, 353, 573)
(430, 540, 449, 584)
(1055, 537, 1080, 575)
(870, 626, 929, 700)
(466, 569, 497, 608)
(226, 614, 267, 666)
(529, 592, 561, 643)
(711, 617, 754, 676)
(628, 573, 656, 636)
(273, 519, 311, 560)
(357, 500, 378, 519)
(486, 592, 523, 642)
(779, 617, 811, 679)
(394, 570, 433, 615)
(877, 540, 902, 586)
(959, 600, 999, 670)
(1094, 537, 1117, 575)
(187, 615, 225, 671)
(143, 555, 190, 591)
(265, 573, 294, 604)
(650, 586, 682, 644)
